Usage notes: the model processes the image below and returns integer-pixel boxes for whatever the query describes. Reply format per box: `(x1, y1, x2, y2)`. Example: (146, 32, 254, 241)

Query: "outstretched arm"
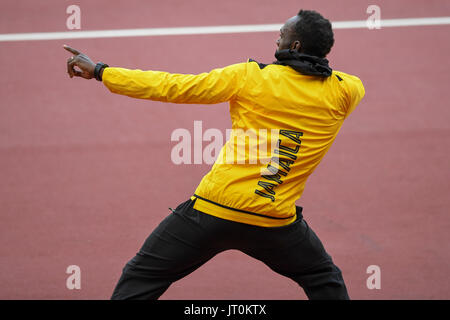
(64, 45, 247, 104)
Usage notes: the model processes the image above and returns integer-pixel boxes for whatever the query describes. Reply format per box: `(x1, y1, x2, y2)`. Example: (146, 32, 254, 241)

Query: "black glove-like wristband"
(94, 62, 109, 81)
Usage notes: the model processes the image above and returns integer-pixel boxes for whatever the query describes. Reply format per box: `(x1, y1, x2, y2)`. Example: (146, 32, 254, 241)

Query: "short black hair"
(293, 10, 334, 58)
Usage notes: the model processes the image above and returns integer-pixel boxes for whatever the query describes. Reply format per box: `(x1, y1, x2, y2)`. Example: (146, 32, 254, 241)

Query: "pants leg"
(239, 210, 349, 300)
(111, 200, 222, 300)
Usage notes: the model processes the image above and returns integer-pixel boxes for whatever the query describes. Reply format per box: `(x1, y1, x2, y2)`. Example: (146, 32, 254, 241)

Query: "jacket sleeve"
(342, 74, 365, 117)
(101, 62, 248, 104)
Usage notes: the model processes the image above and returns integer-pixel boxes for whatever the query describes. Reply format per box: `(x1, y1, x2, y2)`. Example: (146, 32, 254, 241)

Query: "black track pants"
(111, 199, 349, 300)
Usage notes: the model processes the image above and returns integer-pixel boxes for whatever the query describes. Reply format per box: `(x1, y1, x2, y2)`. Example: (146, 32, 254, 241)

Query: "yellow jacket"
(102, 60, 365, 227)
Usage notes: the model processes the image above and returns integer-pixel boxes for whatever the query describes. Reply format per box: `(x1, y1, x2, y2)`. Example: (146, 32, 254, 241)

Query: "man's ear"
(291, 40, 301, 52)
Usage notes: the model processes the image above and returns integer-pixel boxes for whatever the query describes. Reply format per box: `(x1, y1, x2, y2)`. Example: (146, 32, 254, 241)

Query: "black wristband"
(94, 62, 109, 81)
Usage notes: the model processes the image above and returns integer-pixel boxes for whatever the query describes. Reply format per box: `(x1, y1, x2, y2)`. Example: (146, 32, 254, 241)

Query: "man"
(64, 10, 365, 300)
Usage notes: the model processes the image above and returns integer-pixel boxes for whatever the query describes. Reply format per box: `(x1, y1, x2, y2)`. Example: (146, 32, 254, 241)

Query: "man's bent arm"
(64, 45, 247, 105)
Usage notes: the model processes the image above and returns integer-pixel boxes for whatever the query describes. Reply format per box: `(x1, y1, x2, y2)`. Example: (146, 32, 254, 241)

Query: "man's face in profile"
(276, 16, 301, 54)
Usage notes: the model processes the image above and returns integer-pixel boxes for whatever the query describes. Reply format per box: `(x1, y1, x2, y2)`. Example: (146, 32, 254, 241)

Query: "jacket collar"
(273, 49, 332, 77)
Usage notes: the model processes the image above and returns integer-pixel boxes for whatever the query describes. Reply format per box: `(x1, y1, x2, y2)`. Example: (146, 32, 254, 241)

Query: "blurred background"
(0, 0, 449, 299)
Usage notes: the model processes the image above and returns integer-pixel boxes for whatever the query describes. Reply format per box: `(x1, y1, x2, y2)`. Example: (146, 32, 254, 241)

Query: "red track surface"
(0, 0, 449, 299)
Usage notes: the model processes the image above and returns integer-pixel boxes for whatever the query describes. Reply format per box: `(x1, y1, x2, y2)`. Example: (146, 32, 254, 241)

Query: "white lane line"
(0, 16, 449, 42)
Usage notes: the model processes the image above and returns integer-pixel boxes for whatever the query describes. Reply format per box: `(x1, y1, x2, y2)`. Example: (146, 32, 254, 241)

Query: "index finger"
(63, 44, 81, 55)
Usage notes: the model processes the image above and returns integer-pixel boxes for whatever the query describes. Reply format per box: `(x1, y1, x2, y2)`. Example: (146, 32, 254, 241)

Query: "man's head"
(276, 10, 334, 58)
